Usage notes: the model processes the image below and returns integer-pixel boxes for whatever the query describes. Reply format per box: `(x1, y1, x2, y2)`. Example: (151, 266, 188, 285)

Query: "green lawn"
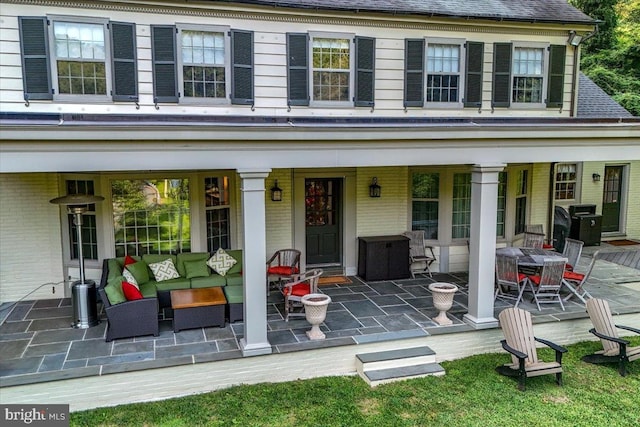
(71, 338, 639, 427)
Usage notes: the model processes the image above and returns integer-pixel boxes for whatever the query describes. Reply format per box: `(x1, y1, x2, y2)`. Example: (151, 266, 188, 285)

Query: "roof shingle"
(222, 0, 595, 24)
(577, 73, 633, 118)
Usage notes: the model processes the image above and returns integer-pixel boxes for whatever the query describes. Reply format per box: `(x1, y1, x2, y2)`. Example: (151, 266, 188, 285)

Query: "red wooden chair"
(266, 248, 301, 294)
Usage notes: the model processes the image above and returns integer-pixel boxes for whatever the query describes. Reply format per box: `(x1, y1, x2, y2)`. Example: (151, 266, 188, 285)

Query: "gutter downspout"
(569, 26, 598, 117)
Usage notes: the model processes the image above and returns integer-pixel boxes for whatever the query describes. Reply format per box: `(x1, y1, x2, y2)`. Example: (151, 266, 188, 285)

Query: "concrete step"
(356, 345, 436, 372)
(355, 346, 445, 387)
(360, 362, 445, 387)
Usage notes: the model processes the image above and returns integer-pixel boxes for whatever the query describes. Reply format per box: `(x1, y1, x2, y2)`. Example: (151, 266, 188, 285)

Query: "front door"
(305, 178, 341, 265)
(601, 166, 624, 233)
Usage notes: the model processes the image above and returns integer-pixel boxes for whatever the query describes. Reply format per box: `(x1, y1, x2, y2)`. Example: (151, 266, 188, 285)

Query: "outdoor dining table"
(495, 247, 586, 303)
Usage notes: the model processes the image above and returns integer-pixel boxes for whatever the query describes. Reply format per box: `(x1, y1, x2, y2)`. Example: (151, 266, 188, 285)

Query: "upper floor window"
(512, 47, 544, 103)
(405, 38, 483, 108)
(555, 163, 577, 200)
(18, 16, 137, 103)
(151, 25, 252, 105)
(286, 33, 375, 108)
(492, 42, 566, 109)
(179, 27, 229, 102)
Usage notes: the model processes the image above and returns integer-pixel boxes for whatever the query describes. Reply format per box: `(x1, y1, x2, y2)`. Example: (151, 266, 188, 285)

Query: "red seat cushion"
(565, 264, 574, 271)
(528, 275, 541, 285)
(563, 271, 585, 282)
(543, 244, 554, 250)
(267, 266, 299, 276)
(282, 283, 310, 297)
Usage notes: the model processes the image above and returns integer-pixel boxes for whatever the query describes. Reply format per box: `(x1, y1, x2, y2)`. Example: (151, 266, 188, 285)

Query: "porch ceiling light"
(270, 180, 283, 202)
(369, 177, 381, 198)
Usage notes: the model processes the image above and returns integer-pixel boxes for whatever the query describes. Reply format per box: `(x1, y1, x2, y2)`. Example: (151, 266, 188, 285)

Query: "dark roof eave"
(223, 0, 598, 25)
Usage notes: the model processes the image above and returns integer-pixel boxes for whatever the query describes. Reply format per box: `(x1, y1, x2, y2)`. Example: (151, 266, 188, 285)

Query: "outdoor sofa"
(98, 250, 244, 341)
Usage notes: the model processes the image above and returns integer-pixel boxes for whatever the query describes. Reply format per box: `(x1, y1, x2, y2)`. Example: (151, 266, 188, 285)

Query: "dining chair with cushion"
(525, 225, 554, 249)
(527, 258, 567, 311)
(497, 307, 568, 391)
(583, 298, 640, 376)
(280, 268, 323, 321)
(522, 231, 545, 249)
(266, 248, 301, 294)
(562, 249, 598, 304)
(561, 238, 584, 272)
(495, 254, 530, 307)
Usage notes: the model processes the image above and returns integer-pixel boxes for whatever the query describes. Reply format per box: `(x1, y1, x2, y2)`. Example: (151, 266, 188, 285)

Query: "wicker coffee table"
(170, 287, 226, 332)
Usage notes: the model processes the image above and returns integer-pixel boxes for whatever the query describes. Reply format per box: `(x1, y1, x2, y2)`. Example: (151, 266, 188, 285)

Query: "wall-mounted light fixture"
(568, 31, 583, 47)
(270, 180, 283, 201)
(592, 173, 601, 182)
(369, 177, 381, 198)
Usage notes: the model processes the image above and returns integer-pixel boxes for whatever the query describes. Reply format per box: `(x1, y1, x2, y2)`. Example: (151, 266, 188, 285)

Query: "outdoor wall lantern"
(568, 31, 583, 47)
(369, 177, 381, 198)
(271, 180, 283, 202)
(592, 173, 601, 182)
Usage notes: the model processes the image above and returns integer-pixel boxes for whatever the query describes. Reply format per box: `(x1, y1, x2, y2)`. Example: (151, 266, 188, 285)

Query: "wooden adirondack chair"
(583, 298, 640, 376)
(496, 307, 568, 391)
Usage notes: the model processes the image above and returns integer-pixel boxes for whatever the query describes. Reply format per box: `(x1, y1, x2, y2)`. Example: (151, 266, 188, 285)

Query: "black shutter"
(287, 33, 309, 106)
(546, 44, 566, 108)
(110, 22, 138, 102)
(18, 17, 52, 101)
(231, 29, 254, 105)
(151, 25, 178, 103)
(404, 39, 424, 108)
(464, 41, 484, 108)
(492, 43, 512, 108)
(354, 36, 375, 107)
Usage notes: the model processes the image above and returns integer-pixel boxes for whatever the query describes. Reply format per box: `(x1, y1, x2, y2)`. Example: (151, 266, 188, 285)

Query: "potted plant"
(301, 293, 332, 340)
(428, 282, 459, 326)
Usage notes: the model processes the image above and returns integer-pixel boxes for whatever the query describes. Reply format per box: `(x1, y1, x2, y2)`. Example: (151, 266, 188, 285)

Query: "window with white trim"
(496, 172, 507, 238)
(178, 26, 230, 102)
(311, 34, 353, 104)
(515, 170, 529, 234)
(452, 173, 471, 239)
(426, 41, 463, 104)
(512, 46, 545, 104)
(411, 172, 439, 240)
(554, 163, 577, 200)
(204, 175, 231, 251)
(65, 179, 98, 260)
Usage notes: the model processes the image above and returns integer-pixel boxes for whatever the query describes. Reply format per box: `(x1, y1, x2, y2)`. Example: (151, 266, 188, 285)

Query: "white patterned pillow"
(207, 248, 237, 277)
(122, 268, 138, 287)
(149, 258, 180, 282)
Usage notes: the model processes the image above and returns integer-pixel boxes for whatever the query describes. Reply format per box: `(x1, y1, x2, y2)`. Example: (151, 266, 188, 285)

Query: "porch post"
(463, 164, 505, 329)
(238, 170, 272, 356)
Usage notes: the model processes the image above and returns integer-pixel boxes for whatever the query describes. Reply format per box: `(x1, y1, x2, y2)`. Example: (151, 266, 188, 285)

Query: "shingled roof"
(577, 73, 633, 118)
(222, 0, 596, 24)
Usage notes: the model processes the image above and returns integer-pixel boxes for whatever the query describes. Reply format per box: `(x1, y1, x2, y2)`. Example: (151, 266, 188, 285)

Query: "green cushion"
(190, 275, 226, 288)
(125, 260, 150, 285)
(107, 258, 123, 282)
(104, 280, 126, 305)
(176, 252, 210, 277)
(225, 250, 243, 275)
(225, 273, 244, 287)
(150, 277, 191, 292)
(184, 259, 210, 279)
(138, 282, 158, 298)
(223, 285, 244, 303)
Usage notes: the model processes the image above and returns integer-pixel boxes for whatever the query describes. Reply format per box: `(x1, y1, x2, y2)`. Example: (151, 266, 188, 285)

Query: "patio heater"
(50, 194, 105, 328)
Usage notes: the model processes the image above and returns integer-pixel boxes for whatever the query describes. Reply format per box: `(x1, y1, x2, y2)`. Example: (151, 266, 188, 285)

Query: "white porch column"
(463, 164, 505, 329)
(238, 170, 272, 357)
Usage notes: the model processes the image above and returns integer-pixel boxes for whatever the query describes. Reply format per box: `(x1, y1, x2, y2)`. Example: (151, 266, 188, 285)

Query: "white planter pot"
(428, 282, 459, 326)
(301, 293, 332, 340)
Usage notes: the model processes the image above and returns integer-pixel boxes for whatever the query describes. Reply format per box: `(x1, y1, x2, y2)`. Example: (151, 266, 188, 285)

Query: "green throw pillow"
(184, 259, 210, 279)
(125, 260, 150, 285)
(104, 281, 126, 305)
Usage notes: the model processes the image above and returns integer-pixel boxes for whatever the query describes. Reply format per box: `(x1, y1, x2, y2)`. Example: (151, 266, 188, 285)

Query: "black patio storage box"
(358, 235, 410, 281)
(569, 204, 602, 246)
